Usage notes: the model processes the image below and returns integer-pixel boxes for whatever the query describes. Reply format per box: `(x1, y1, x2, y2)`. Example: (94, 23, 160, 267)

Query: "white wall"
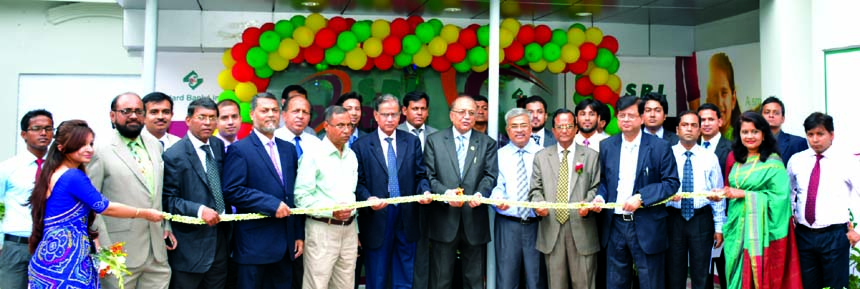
(695, 10, 759, 52)
(0, 2, 141, 159)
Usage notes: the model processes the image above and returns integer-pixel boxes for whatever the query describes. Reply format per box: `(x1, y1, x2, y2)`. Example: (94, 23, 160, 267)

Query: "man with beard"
(140, 92, 181, 151)
(522, 96, 557, 148)
(88, 92, 174, 289)
(216, 99, 241, 149)
(0, 109, 53, 289)
(473, 95, 489, 134)
(574, 99, 609, 152)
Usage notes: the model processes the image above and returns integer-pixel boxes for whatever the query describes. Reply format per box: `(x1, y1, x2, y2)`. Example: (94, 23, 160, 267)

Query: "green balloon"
(290, 15, 306, 28)
(605, 116, 620, 135)
(218, 90, 239, 103)
(255, 66, 273, 78)
(543, 43, 561, 62)
(468, 47, 488, 66)
(428, 18, 443, 35)
(325, 48, 346, 66)
(337, 31, 358, 52)
(551, 29, 568, 46)
(394, 53, 412, 68)
(569, 23, 586, 31)
(259, 31, 281, 52)
(415, 23, 435, 44)
(607, 103, 615, 116)
(453, 60, 471, 73)
(239, 102, 252, 123)
(246, 47, 268, 68)
(608, 57, 620, 74)
(594, 48, 614, 69)
(573, 93, 592, 105)
(274, 20, 294, 38)
(515, 57, 528, 66)
(402, 35, 421, 55)
(315, 63, 328, 71)
(351, 20, 372, 42)
(477, 25, 490, 47)
(524, 43, 543, 63)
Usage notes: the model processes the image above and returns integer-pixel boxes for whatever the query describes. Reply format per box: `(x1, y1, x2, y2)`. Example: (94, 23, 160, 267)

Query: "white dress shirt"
(575, 132, 608, 152)
(0, 152, 43, 237)
(615, 132, 642, 215)
(404, 122, 428, 148)
(643, 126, 665, 138)
(377, 128, 397, 161)
(788, 148, 860, 233)
(490, 141, 542, 218)
(531, 128, 547, 146)
(274, 126, 321, 158)
(701, 132, 722, 154)
(667, 144, 727, 233)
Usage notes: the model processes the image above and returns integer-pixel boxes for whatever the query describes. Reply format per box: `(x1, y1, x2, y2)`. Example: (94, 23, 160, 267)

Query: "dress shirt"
(377, 128, 397, 161)
(274, 126, 321, 157)
(404, 122, 427, 148)
(788, 148, 860, 233)
(575, 132, 608, 152)
(294, 136, 359, 221)
(615, 132, 642, 215)
(701, 132, 722, 154)
(453, 127, 472, 152)
(643, 126, 664, 138)
(490, 141, 542, 217)
(667, 144, 726, 233)
(215, 133, 234, 152)
(530, 128, 547, 146)
(187, 133, 224, 217)
(0, 153, 43, 237)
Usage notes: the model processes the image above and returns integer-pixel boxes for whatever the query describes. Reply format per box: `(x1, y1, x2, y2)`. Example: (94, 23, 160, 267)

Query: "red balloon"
(459, 29, 478, 50)
(598, 35, 619, 54)
(431, 56, 451, 72)
(445, 42, 467, 63)
(304, 45, 325, 65)
(232, 62, 254, 82)
(231, 43, 250, 62)
(593, 85, 614, 104)
(504, 41, 524, 62)
(406, 15, 424, 32)
(362, 57, 374, 71)
(375, 54, 394, 70)
(290, 49, 305, 64)
(382, 36, 402, 56)
(328, 16, 349, 33)
(608, 92, 620, 107)
(467, 24, 481, 31)
(315, 28, 338, 49)
(237, 123, 253, 139)
(260, 22, 275, 32)
(568, 60, 588, 74)
(534, 25, 552, 45)
(517, 25, 535, 45)
(345, 18, 356, 30)
(390, 18, 409, 38)
(575, 76, 595, 95)
(579, 43, 598, 61)
(242, 27, 261, 47)
(250, 76, 270, 91)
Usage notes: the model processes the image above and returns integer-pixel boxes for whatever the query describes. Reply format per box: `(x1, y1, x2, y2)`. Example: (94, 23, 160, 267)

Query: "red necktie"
(35, 158, 44, 181)
(804, 154, 823, 225)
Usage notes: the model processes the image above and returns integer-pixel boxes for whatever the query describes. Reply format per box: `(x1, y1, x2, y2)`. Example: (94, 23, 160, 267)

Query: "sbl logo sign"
(183, 71, 203, 90)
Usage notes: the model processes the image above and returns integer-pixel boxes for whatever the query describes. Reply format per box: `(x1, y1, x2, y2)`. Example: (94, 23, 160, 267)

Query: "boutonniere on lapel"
(575, 162, 584, 174)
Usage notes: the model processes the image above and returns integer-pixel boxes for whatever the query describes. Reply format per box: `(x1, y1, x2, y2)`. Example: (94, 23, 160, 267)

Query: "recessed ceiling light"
(444, 7, 461, 12)
(301, 1, 320, 7)
(576, 12, 592, 17)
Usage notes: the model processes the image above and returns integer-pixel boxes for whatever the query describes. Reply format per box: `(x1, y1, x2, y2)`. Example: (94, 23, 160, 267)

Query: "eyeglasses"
(27, 126, 53, 133)
(451, 109, 476, 117)
(194, 115, 218, 122)
(377, 112, 399, 120)
(554, 124, 576, 131)
(328, 122, 355, 130)
(508, 123, 530, 130)
(114, 109, 144, 117)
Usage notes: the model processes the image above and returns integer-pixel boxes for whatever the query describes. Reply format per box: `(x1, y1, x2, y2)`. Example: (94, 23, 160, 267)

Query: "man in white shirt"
(522, 95, 557, 148)
(0, 109, 53, 289)
(787, 112, 860, 289)
(397, 91, 438, 149)
(275, 96, 321, 159)
(697, 103, 731, 173)
(141, 92, 182, 151)
(574, 98, 608, 152)
(216, 99, 241, 150)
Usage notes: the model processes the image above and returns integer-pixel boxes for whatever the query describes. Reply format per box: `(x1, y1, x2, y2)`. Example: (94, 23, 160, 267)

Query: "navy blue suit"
(597, 133, 679, 289)
(222, 132, 304, 289)
(353, 130, 430, 289)
(776, 130, 808, 165)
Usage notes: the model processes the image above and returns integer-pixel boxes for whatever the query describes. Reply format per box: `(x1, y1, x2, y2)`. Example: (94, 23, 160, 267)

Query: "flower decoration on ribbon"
(575, 162, 584, 174)
(95, 242, 131, 289)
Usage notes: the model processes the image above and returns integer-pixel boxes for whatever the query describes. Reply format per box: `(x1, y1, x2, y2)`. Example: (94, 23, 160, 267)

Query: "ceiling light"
(576, 11, 592, 17)
(443, 7, 461, 12)
(301, 1, 320, 7)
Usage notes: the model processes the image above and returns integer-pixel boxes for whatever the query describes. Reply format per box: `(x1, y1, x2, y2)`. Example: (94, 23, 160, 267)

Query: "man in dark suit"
(222, 92, 303, 289)
(641, 92, 679, 145)
(761, 97, 808, 164)
(696, 103, 732, 289)
(592, 95, 680, 289)
(163, 98, 231, 289)
(353, 94, 432, 289)
(424, 96, 498, 289)
(521, 95, 557, 148)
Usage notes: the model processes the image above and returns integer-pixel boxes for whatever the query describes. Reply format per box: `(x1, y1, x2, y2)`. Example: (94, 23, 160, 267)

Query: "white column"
(486, 1, 500, 289)
(142, 0, 158, 92)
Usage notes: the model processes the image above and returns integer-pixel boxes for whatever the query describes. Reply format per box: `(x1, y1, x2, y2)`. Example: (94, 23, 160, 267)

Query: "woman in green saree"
(715, 112, 802, 289)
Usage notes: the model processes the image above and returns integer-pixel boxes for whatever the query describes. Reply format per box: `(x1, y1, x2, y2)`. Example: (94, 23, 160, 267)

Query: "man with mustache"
(140, 92, 181, 151)
(0, 109, 53, 289)
(216, 99, 241, 149)
(522, 95, 557, 148)
(574, 99, 608, 152)
(88, 92, 174, 289)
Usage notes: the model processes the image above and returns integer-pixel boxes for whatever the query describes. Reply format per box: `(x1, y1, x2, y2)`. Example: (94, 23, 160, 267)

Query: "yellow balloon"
(560, 44, 581, 63)
(222, 49, 236, 68)
(293, 27, 315, 48)
(589, 67, 609, 86)
(499, 28, 514, 49)
(428, 37, 448, 57)
(346, 48, 368, 70)
(607, 74, 622, 92)
(305, 13, 327, 32)
(548, 59, 566, 73)
(473, 62, 488, 72)
(371, 19, 391, 38)
(363, 37, 384, 58)
(585, 27, 603, 45)
(501, 18, 521, 36)
(218, 69, 238, 90)
(529, 60, 547, 72)
(584, 62, 595, 75)
(499, 48, 505, 63)
(278, 39, 301, 59)
(440, 24, 460, 43)
(268, 52, 289, 71)
(413, 46, 432, 68)
(567, 28, 586, 46)
(235, 82, 258, 102)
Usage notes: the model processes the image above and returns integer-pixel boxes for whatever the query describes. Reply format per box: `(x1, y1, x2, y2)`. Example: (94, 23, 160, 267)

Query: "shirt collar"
(118, 130, 142, 147)
(557, 141, 576, 156)
(405, 122, 425, 133)
(622, 131, 642, 150)
(452, 127, 472, 140)
(643, 126, 664, 138)
(532, 128, 546, 138)
(321, 135, 350, 159)
(253, 128, 275, 144)
(703, 132, 722, 144)
(187, 132, 208, 149)
(378, 128, 396, 144)
(506, 140, 541, 154)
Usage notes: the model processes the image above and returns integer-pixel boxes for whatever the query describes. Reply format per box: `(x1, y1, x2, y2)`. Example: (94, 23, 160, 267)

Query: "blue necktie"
(456, 135, 466, 177)
(703, 141, 710, 149)
(349, 134, 358, 148)
(681, 151, 694, 220)
(531, 134, 540, 145)
(385, 137, 400, 200)
(516, 149, 530, 219)
(294, 136, 303, 159)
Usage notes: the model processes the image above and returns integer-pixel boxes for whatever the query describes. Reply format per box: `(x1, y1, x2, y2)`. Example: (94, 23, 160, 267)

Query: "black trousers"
(170, 226, 230, 289)
(665, 207, 715, 289)
(430, 220, 486, 289)
(796, 223, 850, 289)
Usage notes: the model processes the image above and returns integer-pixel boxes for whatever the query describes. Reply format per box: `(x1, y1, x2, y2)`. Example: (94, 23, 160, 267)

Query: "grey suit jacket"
(540, 130, 557, 148)
(397, 122, 438, 147)
(529, 143, 601, 255)
(88, 130, 168, 268)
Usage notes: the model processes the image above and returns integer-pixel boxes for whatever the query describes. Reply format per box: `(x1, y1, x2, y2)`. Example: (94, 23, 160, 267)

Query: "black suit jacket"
(163, 136, 231, 273)
(596, 133, 680, 254)
(663, 130, 680, 146)
(777, 131, 808, 165)
(424, 128, 498, 245)
(222, 132, 304, 264)
(353, 130, 430, 249)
